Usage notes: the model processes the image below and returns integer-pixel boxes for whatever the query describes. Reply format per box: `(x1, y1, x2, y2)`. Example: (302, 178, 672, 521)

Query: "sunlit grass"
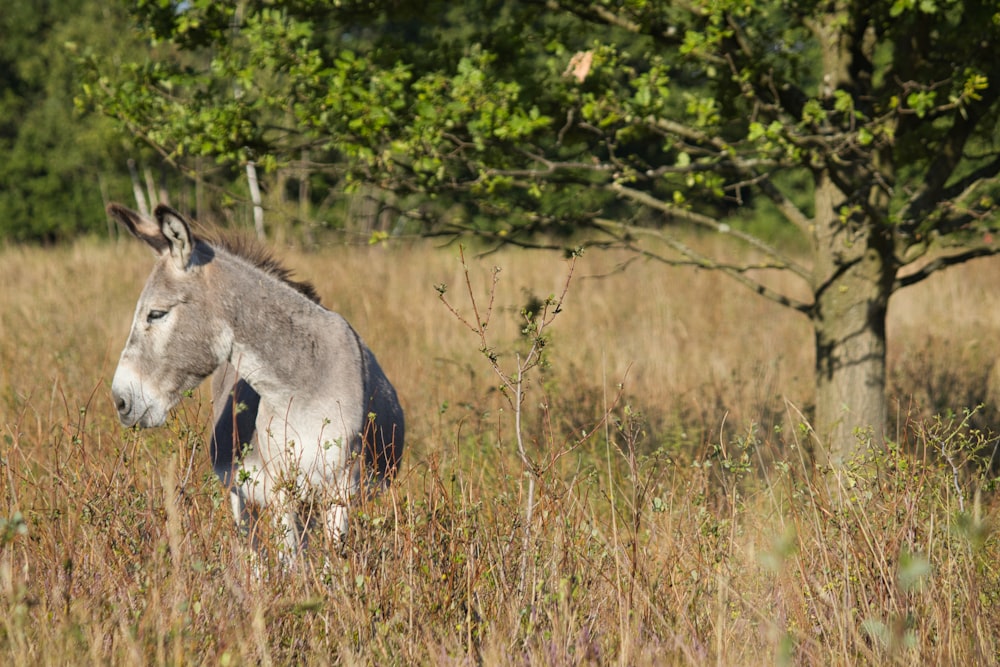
(0, 235, 998, 664)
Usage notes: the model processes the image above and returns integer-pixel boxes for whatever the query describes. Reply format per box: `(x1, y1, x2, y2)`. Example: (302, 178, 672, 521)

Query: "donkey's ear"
(107, 203, 169, 254)
(155, 205, 195, 271)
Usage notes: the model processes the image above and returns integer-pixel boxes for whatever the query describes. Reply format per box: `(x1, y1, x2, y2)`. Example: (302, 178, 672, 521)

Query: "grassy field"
(1, 234, 999, 665)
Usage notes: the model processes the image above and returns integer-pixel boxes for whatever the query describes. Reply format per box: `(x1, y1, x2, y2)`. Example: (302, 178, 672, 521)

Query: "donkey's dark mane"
(209, 235, 323, 305)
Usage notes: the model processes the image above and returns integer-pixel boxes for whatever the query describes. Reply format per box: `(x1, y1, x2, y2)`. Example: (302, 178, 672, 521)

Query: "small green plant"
(438, 246, 575, 593)
(436, 246, 622, 597)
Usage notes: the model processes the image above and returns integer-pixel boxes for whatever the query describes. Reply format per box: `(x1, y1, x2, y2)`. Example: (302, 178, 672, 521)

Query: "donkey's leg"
(322, 465, 360, 548)
(229, 487, 248, 530)
(230, 492, 263, 577)
(229, 459, 267, 542)
(214, 478, 269, 578)
(323, 503, 350, 545)
(273, 487, 306, 569)
(229, 486, 265, 550)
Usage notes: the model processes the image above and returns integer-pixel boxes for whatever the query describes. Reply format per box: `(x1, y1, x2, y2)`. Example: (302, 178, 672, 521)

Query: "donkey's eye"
(146, 309, 169, 323)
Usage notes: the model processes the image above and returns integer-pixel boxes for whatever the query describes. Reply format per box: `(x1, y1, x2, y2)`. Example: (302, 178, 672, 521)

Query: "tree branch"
(643, 116, 730, 153)
(591, 218, 813, 313)
(542, 0, 642, 33)
(608, 182, 812, 279)
(895, 245, 1000, 289)
(756, 178, 813, 237)
(935, 157, 1000, 212)
(541, 0, 691, 51)
(639, 116, 813, 236)
(898, 86, 1000, 228)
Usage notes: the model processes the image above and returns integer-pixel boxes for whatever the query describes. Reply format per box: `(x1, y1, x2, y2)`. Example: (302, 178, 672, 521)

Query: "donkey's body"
(109, 203, 404, 554)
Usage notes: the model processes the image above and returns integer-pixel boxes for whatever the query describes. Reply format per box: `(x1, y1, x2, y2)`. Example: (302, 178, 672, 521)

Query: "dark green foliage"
(0, 1, 140, 242)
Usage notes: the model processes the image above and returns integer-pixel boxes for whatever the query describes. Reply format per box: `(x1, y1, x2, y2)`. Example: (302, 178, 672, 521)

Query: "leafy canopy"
(84, 0, 1000, 253)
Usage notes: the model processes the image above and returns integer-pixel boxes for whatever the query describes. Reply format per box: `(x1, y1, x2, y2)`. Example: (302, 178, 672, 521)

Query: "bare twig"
(437, 245, 579, 596)
(591, 217, 814, 313)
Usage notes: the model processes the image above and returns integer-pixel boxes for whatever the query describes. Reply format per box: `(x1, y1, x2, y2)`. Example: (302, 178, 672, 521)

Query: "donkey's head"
(109, 204, 232, 428)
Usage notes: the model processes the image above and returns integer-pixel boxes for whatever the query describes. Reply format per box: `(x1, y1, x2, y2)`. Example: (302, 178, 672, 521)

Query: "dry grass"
(1, 235, 999, 665)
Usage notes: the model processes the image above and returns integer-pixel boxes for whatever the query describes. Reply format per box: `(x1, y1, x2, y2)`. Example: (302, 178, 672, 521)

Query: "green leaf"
(801, 99, 825, 125)
(906, 90, 937, 118)
(833, 90, 854, 114)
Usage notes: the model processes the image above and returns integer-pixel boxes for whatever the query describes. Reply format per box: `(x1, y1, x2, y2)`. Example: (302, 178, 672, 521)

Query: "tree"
(86, 0, 1000, 462)
(0, 1, 145, 241)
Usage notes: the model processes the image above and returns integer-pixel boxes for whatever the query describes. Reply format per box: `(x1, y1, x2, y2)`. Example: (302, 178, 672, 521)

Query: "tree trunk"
(810, 174, 896, 465)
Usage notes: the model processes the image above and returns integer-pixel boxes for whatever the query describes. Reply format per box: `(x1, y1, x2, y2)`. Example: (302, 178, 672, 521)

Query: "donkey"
(108, 203, 404, 560)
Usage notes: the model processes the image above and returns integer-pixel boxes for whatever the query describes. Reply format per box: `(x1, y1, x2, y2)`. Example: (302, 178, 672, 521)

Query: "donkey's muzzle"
(112, 388, 159, 428)
(111, 371, 164, 428)
(112, 388, 140, 427)
(114, 395, 130, 420)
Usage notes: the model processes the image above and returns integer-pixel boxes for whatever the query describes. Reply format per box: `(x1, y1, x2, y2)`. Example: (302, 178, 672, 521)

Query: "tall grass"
(0, 235, 998, 664)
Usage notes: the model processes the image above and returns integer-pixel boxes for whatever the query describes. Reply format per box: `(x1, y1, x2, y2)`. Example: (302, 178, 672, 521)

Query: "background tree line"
(0, 1, 348, 243)
(0, 2, 135, 242)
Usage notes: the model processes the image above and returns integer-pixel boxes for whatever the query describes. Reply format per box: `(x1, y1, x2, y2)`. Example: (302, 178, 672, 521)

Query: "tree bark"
(810, 173, 895, 464)
(804, 3, 900, 464)
(246, 161, 265, 240)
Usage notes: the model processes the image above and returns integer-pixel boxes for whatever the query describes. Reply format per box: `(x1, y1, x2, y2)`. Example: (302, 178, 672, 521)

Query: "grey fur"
(109, 203, 404, 559)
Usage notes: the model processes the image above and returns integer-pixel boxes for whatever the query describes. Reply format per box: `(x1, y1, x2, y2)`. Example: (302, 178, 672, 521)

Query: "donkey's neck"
(213, 250, 362, 419)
